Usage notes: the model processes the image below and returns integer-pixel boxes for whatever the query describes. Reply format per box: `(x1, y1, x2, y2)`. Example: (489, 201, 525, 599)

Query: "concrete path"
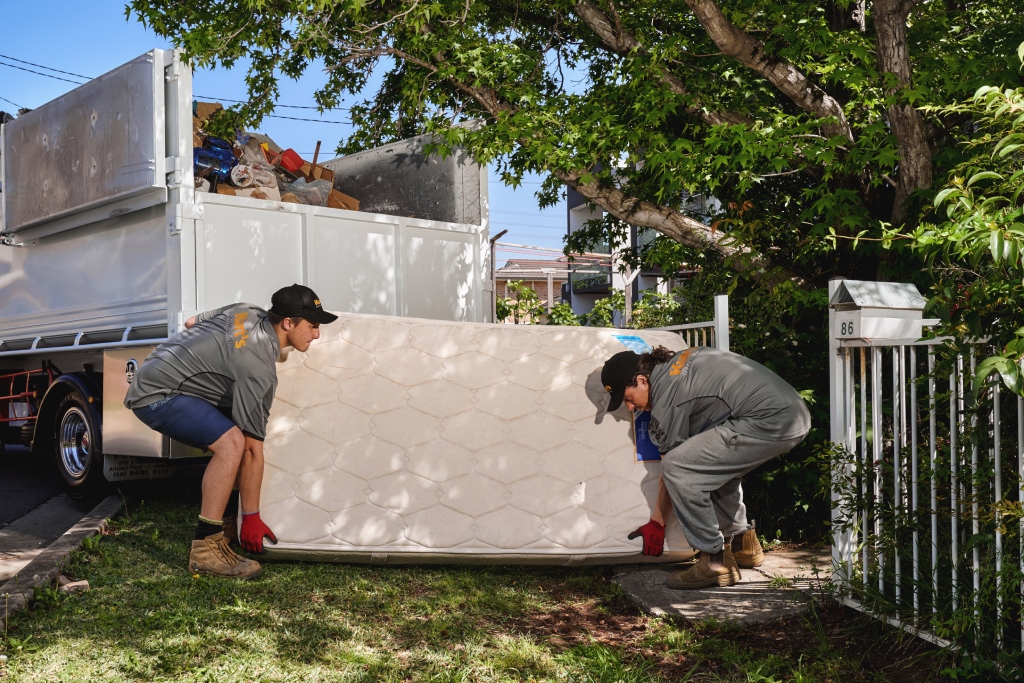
(0, 495, 122, 631)
(0, 445, 63, 526)
(613, 545, 831, 625)
(0, 495, 97, 583)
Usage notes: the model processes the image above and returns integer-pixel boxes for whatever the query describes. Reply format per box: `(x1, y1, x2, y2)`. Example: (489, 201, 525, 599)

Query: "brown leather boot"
(732, 528, 764, 568)
(222, 515, 239, 546)
(188, 532, 262, 579)
(666, 545, 741, 589)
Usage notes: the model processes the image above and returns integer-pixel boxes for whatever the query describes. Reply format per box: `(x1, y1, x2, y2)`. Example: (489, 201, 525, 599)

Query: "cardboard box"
(194, 101, 223, 122)
(328, 189, 360, 212)
(299, 163, 334, 184)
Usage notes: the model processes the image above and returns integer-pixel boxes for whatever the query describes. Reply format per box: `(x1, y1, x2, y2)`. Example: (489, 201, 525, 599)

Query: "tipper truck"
(0, 49, 490, 496)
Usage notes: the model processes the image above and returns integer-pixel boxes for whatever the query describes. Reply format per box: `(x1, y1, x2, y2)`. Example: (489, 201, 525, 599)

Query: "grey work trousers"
(660, 424, 807, 553)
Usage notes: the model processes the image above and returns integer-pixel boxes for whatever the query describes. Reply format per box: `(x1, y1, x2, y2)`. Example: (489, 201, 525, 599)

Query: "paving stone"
(613, 546, 832, 625)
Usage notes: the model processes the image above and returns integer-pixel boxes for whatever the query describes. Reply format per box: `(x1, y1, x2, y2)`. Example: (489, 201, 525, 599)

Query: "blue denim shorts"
(132, 395, 235, 450)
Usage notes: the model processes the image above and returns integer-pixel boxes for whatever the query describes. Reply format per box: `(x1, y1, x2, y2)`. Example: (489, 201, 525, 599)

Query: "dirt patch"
(506, 574, 955, 682)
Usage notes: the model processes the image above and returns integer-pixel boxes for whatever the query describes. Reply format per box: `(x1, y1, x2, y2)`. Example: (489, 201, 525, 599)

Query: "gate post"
(713, 294, 729, 352)
(829, 277, 852, 586)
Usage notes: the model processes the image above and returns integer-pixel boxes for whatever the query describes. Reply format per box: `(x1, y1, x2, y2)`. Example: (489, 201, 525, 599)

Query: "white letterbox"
(829, 280, 931, 341)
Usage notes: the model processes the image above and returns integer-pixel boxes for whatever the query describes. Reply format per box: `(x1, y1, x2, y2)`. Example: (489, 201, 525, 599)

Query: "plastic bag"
(281, 178, 332, 206)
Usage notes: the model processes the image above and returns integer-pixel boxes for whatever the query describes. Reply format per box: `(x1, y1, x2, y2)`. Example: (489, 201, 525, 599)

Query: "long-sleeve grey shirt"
(646, 347, 811, 454)
(124, 303, 280, 440)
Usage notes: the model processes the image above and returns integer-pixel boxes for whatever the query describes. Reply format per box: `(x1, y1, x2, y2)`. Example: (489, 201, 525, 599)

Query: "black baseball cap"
(269, 284, 338, 324)
(601, 350, 640, 412)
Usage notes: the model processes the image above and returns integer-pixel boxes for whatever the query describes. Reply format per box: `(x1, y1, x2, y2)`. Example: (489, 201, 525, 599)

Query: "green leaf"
(974, 356, 1023, 397)
(967, 171, 1003, 187)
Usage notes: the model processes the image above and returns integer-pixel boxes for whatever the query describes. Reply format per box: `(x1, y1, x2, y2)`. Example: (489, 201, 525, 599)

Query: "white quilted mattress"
(261, 313, 693, 564)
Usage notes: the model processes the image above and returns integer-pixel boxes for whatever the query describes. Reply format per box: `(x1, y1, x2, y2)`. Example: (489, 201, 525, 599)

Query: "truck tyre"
(53, 391, 105, 498)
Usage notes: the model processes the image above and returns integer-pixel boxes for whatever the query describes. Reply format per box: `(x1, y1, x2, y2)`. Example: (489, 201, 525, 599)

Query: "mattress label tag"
(613, 335, 652, 355)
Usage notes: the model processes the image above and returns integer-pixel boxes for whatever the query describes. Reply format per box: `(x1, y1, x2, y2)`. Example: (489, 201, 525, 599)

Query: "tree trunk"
(873, 0, 932, 224)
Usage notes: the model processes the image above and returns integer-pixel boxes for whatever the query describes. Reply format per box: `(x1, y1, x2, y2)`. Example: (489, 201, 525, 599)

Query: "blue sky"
(0, 2, 567, 263)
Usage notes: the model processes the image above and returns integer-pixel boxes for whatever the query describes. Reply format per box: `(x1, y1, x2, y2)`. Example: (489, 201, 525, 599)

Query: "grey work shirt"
(124, 303, 280, 440)
(646, 347, 810, 454)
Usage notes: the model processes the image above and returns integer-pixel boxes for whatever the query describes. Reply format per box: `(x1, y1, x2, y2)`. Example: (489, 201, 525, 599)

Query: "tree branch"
(554, 168, 810, 288)
(682, 0, 854, 141)
(573, 0, 750, 126)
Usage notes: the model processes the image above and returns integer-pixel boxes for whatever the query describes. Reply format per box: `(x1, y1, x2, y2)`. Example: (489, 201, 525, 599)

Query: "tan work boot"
(732, 527, 764, 568)
(188, 532, 262, 579)
(222, 515, 238, 546)
(666, 546, 741, 589)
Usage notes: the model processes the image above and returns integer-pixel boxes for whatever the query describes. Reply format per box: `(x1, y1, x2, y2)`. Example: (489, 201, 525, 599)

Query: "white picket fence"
(829, 282, 1024, 653)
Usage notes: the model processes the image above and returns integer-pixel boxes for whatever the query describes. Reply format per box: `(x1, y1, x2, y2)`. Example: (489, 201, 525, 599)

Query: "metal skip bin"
(259, 313, 695, 566)
(1, 51, 166, 242)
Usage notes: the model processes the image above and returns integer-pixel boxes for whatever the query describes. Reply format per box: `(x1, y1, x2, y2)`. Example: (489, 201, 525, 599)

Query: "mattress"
(261, 313, 693, 564)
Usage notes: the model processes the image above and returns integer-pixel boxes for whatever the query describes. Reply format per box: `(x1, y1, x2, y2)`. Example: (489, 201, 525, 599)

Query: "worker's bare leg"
(200, 426, 245, 521)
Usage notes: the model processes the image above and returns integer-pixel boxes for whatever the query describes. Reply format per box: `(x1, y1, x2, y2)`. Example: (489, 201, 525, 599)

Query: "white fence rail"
(829, 282, 1024, 654)
(650, 293, 729, 351)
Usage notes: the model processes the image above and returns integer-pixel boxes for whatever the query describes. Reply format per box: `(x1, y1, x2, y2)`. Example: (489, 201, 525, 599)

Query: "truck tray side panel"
(1, 51, 166, 237)
(0, 207, 168, 342)
(263, 313, 692, 565)
(199, 195, 484, 321)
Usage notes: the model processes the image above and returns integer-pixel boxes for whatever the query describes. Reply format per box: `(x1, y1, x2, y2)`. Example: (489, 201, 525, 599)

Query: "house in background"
(563, 186, 717, 326)
(495, 258, 570, 321)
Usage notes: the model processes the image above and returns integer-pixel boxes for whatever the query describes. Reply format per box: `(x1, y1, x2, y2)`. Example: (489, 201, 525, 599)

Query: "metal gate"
(829, 279, 1024, 654)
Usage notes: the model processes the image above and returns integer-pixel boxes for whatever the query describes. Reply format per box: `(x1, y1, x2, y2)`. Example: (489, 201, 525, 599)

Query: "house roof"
(496, 258, 571, 274)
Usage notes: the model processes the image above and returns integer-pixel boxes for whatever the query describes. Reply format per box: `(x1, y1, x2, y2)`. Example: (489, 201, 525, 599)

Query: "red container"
(279, 148, 304, 173)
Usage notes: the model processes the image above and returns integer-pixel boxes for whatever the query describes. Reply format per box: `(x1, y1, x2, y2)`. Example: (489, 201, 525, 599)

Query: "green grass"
(1, 486, 954, 682)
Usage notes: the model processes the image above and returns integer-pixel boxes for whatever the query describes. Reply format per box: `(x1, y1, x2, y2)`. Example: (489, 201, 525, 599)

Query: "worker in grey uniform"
(125, 284, 337, 579)
(602, 345, 810, 589)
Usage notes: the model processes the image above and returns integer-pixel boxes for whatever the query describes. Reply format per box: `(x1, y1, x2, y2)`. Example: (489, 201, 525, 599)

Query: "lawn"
(1, 484, 954, 682)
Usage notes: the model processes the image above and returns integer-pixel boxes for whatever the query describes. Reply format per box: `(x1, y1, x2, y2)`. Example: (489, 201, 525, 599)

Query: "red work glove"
(627, 519, 665, 556)
(240, 512, 278, 554)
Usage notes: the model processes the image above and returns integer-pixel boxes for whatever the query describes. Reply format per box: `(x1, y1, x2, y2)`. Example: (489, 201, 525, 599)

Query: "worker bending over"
(125, 284, 337, 579)
(602, 345, 810, 589)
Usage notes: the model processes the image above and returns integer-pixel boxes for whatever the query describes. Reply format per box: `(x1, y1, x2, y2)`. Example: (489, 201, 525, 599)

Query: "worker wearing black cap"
(125, 284, 338, 579)
(602, 345, 810, 589)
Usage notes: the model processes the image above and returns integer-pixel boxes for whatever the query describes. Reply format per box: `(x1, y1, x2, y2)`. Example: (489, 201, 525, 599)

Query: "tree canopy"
(132, 0, 1021, 289)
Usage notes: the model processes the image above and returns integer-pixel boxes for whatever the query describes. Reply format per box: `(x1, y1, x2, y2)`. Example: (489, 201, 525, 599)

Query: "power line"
(0, 52, 350, 119)
(492, 221, 566, 230)
(0, 53, 90, 80)
(264, 112, 351, 124)
(0, 94, 24, 109)
(196, 95, 350, 112)
(0, 60, 85, 85)
(492, 209, 565, 217)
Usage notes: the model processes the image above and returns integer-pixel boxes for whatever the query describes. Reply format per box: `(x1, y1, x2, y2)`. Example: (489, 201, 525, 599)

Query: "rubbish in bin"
(282, 178, 331, 206)
(328, 189, 360, 211)
(194, 148, 234, 182)
(278, 149, 305, 174)
(230, 165, 255, 188)
(305, 140, 322, 182)
(235, 186, 282, 201)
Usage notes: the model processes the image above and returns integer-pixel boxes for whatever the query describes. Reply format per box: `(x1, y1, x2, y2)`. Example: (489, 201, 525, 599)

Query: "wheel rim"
(59, 407, 91, 480)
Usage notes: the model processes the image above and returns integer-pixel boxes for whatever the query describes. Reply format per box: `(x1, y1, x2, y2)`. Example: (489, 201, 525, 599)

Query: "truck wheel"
(54, 392, 105, 498)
